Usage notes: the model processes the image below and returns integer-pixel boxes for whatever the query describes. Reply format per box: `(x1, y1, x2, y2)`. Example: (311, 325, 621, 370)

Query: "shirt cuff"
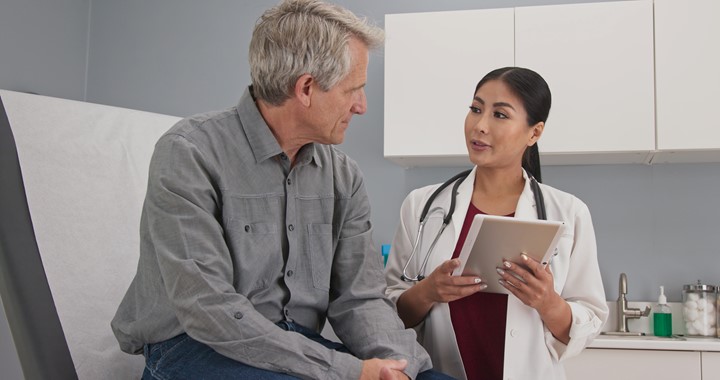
(326, 353, 363, 380)
(545, 302, 603, 361)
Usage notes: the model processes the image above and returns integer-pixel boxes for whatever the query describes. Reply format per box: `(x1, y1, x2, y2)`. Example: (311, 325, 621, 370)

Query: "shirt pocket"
(307, 223, 332, 291)
(228, 221, 281, 291)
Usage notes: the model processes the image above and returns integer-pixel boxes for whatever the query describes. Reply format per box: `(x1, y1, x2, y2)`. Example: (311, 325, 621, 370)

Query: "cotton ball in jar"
(682, 282, 717, 337)
(683, 306, 699, 322)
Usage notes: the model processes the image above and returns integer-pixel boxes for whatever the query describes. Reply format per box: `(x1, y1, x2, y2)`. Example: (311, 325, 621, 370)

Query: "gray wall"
(1, 0, 719, 377)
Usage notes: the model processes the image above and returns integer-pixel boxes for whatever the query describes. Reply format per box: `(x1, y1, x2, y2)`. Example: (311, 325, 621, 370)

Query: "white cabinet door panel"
(515, 1, 655, 163)
(564, 348, 701, 380)
(702, 351, 720, 378)
(384, 9, 514, 166)
(653, 0, 720, 162)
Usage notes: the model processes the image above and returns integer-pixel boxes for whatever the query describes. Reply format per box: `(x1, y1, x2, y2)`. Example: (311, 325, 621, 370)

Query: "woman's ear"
(294, 74, 314, 107)
(528, 121, 544, 146)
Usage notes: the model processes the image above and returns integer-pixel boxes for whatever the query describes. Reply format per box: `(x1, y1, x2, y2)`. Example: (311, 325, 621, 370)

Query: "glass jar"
(682, 281, 717, 337)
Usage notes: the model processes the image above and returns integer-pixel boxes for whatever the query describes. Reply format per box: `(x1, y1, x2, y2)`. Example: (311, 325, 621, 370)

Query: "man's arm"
(146, 134, 363, 380)
(325, 162, 432, 379)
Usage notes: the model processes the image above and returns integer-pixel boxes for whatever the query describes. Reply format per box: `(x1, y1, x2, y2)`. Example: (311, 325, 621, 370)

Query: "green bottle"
(653, 286, 672, 337)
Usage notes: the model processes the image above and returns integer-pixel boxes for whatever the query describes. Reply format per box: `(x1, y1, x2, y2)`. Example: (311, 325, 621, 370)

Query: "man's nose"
(351, 90, 367, 115)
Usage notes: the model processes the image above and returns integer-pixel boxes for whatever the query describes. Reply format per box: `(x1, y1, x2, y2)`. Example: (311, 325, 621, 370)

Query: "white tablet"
(452, 214, 566, 294)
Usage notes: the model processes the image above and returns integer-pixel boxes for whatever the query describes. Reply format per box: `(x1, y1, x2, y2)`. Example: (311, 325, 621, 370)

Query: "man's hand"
(360, 358, 410, 380)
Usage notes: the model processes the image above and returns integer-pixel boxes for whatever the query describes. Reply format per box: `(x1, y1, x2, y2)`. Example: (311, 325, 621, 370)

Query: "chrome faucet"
(615, 272, 651, 334)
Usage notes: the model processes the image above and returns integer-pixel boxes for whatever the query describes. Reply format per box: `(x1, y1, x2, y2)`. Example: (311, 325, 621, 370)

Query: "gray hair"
(249, 0, 384, 105)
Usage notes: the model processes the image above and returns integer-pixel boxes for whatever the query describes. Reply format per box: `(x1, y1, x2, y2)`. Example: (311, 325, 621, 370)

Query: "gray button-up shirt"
(111, 88, 431, 379)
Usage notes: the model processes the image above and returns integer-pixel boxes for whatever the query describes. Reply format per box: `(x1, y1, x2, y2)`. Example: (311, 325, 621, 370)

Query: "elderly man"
(111, 1, 453, 379)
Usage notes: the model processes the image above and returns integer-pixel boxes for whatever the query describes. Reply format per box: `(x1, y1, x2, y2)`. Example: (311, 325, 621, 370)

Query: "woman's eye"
(494, 111, 508, 119)
(469, 106, 481, 114)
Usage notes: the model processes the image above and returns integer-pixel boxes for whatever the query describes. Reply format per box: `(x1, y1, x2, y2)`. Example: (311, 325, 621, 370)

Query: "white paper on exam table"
(452, 214, 565, 294)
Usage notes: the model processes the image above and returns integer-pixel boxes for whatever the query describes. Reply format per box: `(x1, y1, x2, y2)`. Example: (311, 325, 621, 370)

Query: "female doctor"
(384, 67, 608, 380)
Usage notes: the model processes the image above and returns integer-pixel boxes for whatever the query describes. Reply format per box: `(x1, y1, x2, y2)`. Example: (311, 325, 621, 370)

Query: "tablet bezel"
(452, 214, 565, 294)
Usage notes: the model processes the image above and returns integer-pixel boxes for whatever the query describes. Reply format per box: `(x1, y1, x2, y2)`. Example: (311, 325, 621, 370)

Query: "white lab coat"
(385, 167, 608, 380)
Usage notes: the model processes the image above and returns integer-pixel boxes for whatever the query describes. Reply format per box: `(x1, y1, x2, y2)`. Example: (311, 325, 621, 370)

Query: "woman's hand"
(420, 258, 487, 304)
(496, 254, 572, 344)
(396, 259, 486, 327)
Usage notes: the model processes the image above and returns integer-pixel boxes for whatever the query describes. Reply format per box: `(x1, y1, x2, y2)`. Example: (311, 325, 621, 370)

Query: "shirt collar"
(237, 86, 321, 167)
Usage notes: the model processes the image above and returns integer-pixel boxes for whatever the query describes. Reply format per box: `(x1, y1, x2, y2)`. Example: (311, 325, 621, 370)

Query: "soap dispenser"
(653, 286, 672, 337)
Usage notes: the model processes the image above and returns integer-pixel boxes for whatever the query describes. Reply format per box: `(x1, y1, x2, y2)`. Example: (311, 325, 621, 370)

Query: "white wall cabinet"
(384, 9, 514, 167)
(564, 349, 702, 380)
(385, 0, 720, 167)
(515, 1, 655, 165)
(652, 0, 720, 163)
(384, 1, 655, 167)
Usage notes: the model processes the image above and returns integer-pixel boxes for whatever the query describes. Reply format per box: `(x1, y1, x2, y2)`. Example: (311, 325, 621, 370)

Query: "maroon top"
(448, 203, 510, 380)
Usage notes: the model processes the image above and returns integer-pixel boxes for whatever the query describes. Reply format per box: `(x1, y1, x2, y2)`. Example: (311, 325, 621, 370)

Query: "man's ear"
(528, 121, 544, 146)
(294, 74, 314, 107)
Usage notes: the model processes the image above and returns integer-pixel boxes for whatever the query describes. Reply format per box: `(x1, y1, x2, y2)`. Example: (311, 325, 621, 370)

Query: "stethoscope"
(400, 169, 547, 282)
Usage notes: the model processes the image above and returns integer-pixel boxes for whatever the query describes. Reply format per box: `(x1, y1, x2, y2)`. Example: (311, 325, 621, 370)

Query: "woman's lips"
(470, 140, 490, 150)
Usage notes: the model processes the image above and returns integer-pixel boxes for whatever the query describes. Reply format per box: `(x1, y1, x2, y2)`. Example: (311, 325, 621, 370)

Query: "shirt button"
(244, 225, 250, 232)
(284, 309, 289, 316)
(288, 224, 294, 231)
(287, 270, 294, 277)
(234, 312, 243, 319)
(510, 329, 518, 337)
(286, 178, 291, 185)
(280, 153, 288, 160)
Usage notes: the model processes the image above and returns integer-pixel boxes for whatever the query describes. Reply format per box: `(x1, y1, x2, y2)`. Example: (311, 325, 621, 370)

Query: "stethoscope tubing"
(401, 168, 546, 282)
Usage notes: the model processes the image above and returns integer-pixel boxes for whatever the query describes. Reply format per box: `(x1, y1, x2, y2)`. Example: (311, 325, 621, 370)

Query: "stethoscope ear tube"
(419, 169, 472, 223)
(529, 174, 546, 220)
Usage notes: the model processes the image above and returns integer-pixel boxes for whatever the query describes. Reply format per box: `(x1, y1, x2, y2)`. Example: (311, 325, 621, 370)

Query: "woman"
(384, 67, 608, 380)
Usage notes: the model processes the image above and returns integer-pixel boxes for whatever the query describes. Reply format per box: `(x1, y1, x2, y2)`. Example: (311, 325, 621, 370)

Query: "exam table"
(0, 90, 180, 379)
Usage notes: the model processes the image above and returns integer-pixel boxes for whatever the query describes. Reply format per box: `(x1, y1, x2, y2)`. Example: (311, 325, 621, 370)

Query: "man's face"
(307, 37, 369, 145)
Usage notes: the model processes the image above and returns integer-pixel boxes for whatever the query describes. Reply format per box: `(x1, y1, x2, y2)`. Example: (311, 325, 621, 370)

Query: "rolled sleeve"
(544, 203, 608, 361)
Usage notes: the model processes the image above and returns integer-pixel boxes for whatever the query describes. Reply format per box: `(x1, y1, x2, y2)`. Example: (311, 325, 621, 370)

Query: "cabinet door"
(564, 349, 701, 380)
(703, 352, 720, 378)
(653, 0, 720, 163)
(384, 9, 514, 167)
(515, 1, 655, 165)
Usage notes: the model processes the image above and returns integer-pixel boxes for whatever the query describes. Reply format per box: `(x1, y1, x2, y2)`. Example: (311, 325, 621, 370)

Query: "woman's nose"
(473, 114, 489, 134)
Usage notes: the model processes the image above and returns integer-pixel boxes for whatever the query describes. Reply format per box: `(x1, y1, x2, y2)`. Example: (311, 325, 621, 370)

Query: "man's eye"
(469, 106, 481, 114)
(494, 111, 508, 119)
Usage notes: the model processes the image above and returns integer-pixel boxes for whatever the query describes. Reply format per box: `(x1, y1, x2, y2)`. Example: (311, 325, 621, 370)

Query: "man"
(111, 1, 451, 379)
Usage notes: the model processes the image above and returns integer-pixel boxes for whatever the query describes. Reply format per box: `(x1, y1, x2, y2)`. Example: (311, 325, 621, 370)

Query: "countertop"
(590, 334, 720, 352)
(594, 301, 720, 351)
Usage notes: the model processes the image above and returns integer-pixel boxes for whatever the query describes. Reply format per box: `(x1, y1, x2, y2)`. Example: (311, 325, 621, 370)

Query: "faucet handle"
(642, 305, 651, 317)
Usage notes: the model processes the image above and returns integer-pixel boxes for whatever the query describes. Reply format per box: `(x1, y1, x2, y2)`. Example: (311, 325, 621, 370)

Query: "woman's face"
(464, 79, 543, 170)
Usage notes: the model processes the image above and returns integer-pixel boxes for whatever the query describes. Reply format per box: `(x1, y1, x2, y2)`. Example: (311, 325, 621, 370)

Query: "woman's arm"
(497, 256, 572, 343)
(397, 259, 487, 328)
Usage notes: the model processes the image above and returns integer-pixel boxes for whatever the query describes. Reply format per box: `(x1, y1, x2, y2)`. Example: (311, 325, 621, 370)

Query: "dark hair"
(474, 67, 551, 182)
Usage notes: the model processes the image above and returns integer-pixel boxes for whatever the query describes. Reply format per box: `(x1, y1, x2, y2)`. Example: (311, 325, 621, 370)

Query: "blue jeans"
(142, 321, 455, 379)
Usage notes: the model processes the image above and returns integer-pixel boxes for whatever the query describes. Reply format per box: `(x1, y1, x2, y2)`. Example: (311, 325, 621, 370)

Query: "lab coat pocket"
(307, 223, 332, 291)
